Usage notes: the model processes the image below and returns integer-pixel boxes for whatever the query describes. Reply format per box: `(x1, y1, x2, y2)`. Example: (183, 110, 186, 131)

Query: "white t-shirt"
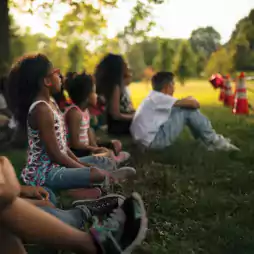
(130, 90, 177, 146)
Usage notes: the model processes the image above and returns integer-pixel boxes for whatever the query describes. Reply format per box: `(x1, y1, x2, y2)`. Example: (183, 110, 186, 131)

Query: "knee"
(90, 168, 105, 184)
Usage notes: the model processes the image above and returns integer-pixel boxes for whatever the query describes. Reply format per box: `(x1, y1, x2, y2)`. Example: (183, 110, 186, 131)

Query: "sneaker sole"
(72, 193, 126, 207)
(110, 167, 136, 180)
(122, 192, 148, 254)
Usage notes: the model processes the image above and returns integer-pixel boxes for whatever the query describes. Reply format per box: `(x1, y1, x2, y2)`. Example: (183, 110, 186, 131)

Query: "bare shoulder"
(65, 107, 82, 121)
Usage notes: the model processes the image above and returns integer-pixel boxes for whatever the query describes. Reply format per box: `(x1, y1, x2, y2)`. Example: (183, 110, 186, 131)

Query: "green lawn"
(3, 79, 254, 254)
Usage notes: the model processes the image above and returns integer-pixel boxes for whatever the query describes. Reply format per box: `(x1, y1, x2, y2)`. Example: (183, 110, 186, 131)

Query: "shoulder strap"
(28, 100, 52, 114)
(64, 104, 82, 115)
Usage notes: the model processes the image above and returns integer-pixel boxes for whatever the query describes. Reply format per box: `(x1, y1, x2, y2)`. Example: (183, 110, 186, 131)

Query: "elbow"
(69, 140, 81, 150)
(110, 111, 122, 120)
(47, 150, 65, 164)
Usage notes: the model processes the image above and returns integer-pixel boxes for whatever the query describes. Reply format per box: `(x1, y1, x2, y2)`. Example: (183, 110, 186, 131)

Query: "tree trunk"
(0, 0, 10, 76)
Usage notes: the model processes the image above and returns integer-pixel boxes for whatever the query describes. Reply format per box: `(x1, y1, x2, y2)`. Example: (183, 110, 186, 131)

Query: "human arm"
(20, 186, 50, 200)
(65, 109, 105, 154)
(0, 157, 20, 210)
(108, 86, 134, 121)
(174, 96, 200, 109)
(24, 198, 56, 208)
(32, 103, 84, 168)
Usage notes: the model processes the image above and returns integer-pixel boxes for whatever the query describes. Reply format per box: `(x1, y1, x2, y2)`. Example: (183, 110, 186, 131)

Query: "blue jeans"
(44, 155, 115, 190)
(150, 107, 217, 149)
(43, 187, 57, 206)
(40, 206, 85, 229)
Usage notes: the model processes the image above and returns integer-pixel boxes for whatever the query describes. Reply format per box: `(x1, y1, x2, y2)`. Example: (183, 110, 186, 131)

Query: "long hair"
(94, 53, 126, 101)
(6, 54, 52, 129)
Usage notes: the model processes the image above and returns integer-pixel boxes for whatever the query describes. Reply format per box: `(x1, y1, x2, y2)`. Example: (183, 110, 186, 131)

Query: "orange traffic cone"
(223, 75, 234, 107)
(233, 72, 249, 115)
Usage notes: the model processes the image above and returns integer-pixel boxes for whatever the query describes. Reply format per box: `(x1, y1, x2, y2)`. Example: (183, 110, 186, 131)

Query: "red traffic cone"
(233, 72, 249, 115)
(223, 75, 234, 107)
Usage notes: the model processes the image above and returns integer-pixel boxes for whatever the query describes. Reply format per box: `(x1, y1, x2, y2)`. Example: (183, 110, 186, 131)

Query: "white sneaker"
(207, 135, 240, 152)
(110, 166, 136, 180)
(98, 167, 137, 191)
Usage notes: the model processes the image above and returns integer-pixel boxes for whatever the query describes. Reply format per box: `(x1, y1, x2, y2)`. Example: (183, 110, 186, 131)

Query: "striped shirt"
(65, 105, 90, 145)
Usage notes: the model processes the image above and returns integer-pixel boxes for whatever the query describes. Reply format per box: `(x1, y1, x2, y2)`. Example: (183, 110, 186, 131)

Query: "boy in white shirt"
(131, 72, 239, 151)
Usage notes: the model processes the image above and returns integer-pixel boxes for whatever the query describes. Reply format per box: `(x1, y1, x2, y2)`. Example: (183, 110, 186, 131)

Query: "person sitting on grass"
(14, 169, 129, 231)
(95, 53, 135, 136)
(0, 156, 148, 254)
(6, 54, 135, 194)
(64, 72, 130, 164)
(131, 71, 239, 151)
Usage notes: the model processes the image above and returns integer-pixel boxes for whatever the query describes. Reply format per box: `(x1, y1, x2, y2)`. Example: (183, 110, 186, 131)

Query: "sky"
(12, 0, 254, 43)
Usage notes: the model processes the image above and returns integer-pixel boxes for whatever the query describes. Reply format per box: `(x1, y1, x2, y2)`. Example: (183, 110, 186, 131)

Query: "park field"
(4, 79, 254, 254)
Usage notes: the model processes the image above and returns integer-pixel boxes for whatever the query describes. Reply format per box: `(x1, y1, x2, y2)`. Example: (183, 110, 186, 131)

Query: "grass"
(4, 79, 254, 254)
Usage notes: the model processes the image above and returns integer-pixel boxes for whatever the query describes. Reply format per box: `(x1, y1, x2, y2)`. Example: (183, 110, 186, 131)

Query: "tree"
(204, 48, 235, 76)
(141, 38, 160, 67)
(0, 0, 166, 76)
(228, 9, 254, 71)
(0, 0, 10, 74)
(173, 40, 197, 85)
(189, 26, 221, 58)
(67, 41, 84, 73)
(126, 44, 146, 81)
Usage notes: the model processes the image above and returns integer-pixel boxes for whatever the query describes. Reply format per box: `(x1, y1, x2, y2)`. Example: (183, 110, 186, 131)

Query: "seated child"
(20, 185, 126, 230)
(131, 72, 239, 151)
(65, 72, 130, 164)
(0, 156, 147, 254)
(6, 54, 135, 193)
(95, 53, 135, 135)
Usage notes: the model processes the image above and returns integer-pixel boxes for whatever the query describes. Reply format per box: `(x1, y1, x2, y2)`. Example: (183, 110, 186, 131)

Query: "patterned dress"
(21, 99, 67, 186)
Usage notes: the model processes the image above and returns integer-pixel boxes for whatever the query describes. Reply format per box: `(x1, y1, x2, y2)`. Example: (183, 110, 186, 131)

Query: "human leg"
(0, 226, 26, 254)
(40, 193, 126, 228)
(151, 107, 238, 151)
(79, 155, 136, 180)
(39, 206, 86, 229)
(150, 107, 187, 149)
(45, 166, 104, 190)
(184, 109, 239, 150)
(1, 193, 147, 254)
(79, 155, 116, 171)
(0, 197, 97, 253)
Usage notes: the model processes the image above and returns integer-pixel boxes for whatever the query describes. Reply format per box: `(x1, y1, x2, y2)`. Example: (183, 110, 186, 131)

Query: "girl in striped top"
(65, 73, 130, 164)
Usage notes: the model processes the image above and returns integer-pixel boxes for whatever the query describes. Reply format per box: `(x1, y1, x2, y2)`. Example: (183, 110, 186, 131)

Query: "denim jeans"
(150, 107, 217, 149)
(40, 206, 85, 229)
(44, 155, 115, 190)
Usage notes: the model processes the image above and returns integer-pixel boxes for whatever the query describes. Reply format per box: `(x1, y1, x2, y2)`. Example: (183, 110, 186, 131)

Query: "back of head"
(151, 71, 174, 92)
(95, 53, 125, 100)
(7, 53, 52, 128)
(66, 72, 93, 107)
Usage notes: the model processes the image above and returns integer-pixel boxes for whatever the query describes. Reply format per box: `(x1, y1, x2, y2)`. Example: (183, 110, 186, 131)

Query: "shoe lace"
(93, 198, 117, 211)
(93, 208, 123, 232)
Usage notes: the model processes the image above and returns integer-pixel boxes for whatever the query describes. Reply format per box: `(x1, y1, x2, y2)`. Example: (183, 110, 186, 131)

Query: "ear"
(44, 77, 52, 87)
